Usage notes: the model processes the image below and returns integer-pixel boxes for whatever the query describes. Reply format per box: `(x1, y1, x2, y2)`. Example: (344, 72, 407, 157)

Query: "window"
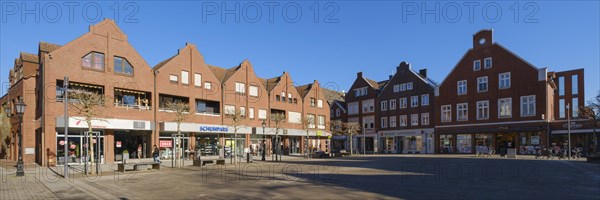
(484, 57, 492, 69)
(499, 72, 511, 89)
(82, 52, 105, 70)
(181, 71, 189, 85)
(411, 114, 419, 126)
(362, 99, 374, 113)
(194, 73, 202, 86)
(204, 82, 212, 90)
(224, 105, 236, 115)
(399, 115, 407, 126)
(498, 98, 512, 118)
(249, 107, 255, 119)
(407, 82, 413, 90)
(307, 114, 316, 128)
(572, 98, 579, 118)
(477, 100, 489, 120)
(195, 99, 220, 115)
(457, 80, 467, 95)
(381, 117, 388, 128)
(354, 87, 368, 97)
(318, 115, 326, 129)
(381, 101, 388, 111)
(288, 112, 301, 123)
(335, 108, 340, 117)
(520, 95, 536, 117)
(457, 103, 468, 121)
(393, 84, 400, 92)
(400, 83, 406, 91)
(421, 94, 429, 106)
(275, 95, 281, 102)
(421, 113, 429, 125)
(559, 99, 565, 118)
(400, 98, 407, 108)
(389, 99, 397, 110)
(363, 116, 374, 129)
(281, 92, 286, 102)
(558, 76, 565, 96)
(348, 102, 359, 115)
(258, 109, 267, 119)
(441, 105, 452, 122)
(310, 98, 316, 107)
(114, 56, 133, 75)
(317, 99, 323, 108)
(572, 75, 578, 95)
(240, 106, 246, 116)
(169, 75, 178, 83)
(410, 96, 418, 107)
(249, 85, 259, 97)
(235, 82, 245, 94)
(477, 76, 488, 92)
(473, 60, 481, 71)
(390, 116, 397, 127)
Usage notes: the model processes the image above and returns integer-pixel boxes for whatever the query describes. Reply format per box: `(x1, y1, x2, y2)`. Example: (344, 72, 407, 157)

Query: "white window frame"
(477, 76, 488, 92)
(235, 82, 246, 94)
(258, 109, 267, 119)
(421, 113, 429, 125)
(499, 72, 511, 89)
(399, 115, 407, 127)
(457, 103, 468, 121)
(411, 96, 419, 107)
(400, 83, 406, 91)
(224, 105, 236, 115)
(181, 71, 189, 85)
(381, 117, 388, 128)
(249, 107, 255, 119)
(249, 85, 259, 97)
(335, 108, 341, 117)
(240, 106, 246, 117)
(389, 116, 397, 127)
(473, 60, 481, 71)
(393, 84, 400, 93)
(317, 99, 323, 108)
(389, 99, 397, 110)
(348, 102, 359, 115)
(194, 73, 202, 86)
(498, 98, 512, 118)
(400, 98, 407, 109)
(411, 114, 419, 126)
(204, 82, 212, 90)
(476, 100, 489, 120)
(441, 105, 452, 122)
(381, 101, 388, 111)
(169, 74, 178, 83)
(520, 95, 536, 117)
(484, 57, 492, 69)
(421, 94, 429, 106)
(457, 80, 467, 95)
(407, 82, 413, 90)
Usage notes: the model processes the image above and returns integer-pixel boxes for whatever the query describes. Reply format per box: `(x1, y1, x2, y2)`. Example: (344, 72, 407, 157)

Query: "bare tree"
(342, 122, 361, 155)
(225, 107, 246, 163)
(299, 115, 315, 159)
(579, 92, 600, 155)
(69, 91, 105, 174)
(0, 107, 11, 159)
(270, 113, 286, 161)
(165, 101, 191, 168)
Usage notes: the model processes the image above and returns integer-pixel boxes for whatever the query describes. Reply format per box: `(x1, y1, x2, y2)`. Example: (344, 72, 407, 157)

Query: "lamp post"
(4, 105, 11, 159)
(15, 99, 26, 176)
(261, 120, 266, 161)
(566, 103, 571, 159)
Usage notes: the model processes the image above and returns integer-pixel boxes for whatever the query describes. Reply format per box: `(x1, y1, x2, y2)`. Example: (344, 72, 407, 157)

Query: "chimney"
(389, 75, 393, 80)
(397, 61, 410, 73)
(357, 72, 363, 78)
(419, 69, 427, 78)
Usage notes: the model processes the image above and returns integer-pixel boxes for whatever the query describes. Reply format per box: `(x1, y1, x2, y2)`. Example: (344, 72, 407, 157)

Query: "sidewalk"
(0, 160, 59, 200)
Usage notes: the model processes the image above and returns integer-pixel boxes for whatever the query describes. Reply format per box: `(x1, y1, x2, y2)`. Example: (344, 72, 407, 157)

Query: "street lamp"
(261, 120, 266, 161)
(566, 103, 571, 159)
(15, 99, 26, 177)
(3, 104, 10, 117)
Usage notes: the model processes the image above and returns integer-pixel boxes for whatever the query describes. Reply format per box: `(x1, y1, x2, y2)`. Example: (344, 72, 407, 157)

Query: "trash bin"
(247, 153, 253, 163)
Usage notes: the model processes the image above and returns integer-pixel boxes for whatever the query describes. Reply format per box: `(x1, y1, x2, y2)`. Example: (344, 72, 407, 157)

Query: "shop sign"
(562, 122, 582, 129)
(199, 126, 228, 132)
(316, 131, 323, 136)
(160, 140, 172, 148)
(116, 141, 122, 148)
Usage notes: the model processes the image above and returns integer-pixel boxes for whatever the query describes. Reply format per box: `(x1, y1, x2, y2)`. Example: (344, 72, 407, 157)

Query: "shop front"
(55, 117, 153, 165)
(378, 128, 434, 154)
(551, 129, 599, 156)
(435, 124, 547, 155)
(331, 135, 348, 153)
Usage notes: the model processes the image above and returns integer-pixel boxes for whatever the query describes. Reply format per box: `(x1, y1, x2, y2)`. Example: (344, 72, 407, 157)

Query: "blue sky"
(1, 1, 598, 103)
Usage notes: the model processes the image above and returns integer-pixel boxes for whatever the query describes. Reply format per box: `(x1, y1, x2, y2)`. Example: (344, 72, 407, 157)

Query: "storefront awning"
(551, 129, 600, 134)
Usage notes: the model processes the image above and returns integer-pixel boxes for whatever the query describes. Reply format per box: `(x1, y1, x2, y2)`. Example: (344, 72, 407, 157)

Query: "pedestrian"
(152, 145, 160, 163)
(137, 144, 142, 160)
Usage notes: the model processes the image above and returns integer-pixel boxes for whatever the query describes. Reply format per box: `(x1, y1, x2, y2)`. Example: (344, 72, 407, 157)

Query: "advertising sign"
(160, 140, 173, 148)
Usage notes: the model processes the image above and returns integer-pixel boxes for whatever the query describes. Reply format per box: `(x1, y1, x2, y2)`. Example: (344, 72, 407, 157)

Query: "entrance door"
(396, 137, 403, 154)
(290, 138, 300, 154)
(496, 133, 516, 155)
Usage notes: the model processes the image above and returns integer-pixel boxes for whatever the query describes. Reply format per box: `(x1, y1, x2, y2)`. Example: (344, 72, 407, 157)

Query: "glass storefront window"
(475, 134, 493, 154)
(439, 134, 453, 153)
(457, 134, 472, 153)
(519, 132, 540, 155)
(195, 134, 219, 156)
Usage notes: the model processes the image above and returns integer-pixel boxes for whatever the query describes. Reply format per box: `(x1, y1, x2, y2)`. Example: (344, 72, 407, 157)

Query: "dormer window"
(82, 52, 105, 70)
(114, 56, 134, 75)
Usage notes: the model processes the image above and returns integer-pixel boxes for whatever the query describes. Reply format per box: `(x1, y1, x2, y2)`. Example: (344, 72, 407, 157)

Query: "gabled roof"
(296, 84, 312, 99)
(264, 76, 281, 92)
(207, 65, 227, 81)
(153, 55, 176, 70)
(20, 52, 39, 63)
(377, 80, 389, 89)
(364, 78, 381, 89)
(332, 100, 347, 113)
(39, 42, 61, 53)
(322, 88, 345, 105)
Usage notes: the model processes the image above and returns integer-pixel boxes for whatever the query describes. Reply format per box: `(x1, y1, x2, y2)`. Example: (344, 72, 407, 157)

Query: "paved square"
(2, 155, 599, 199)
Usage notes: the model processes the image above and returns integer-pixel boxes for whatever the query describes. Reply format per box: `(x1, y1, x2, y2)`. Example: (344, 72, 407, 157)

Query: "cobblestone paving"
(0, 165, 59, 200)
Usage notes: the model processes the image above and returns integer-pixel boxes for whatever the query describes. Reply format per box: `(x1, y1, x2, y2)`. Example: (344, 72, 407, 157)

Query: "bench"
(195, 159, 226, 166)
(118, 162, 161, 172)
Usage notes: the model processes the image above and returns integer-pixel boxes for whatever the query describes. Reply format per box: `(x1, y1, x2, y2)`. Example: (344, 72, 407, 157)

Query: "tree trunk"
(88, 122, 94, 174)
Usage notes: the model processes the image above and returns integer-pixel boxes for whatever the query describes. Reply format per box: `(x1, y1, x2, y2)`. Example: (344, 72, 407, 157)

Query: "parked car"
(311, 150, 329, 158)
